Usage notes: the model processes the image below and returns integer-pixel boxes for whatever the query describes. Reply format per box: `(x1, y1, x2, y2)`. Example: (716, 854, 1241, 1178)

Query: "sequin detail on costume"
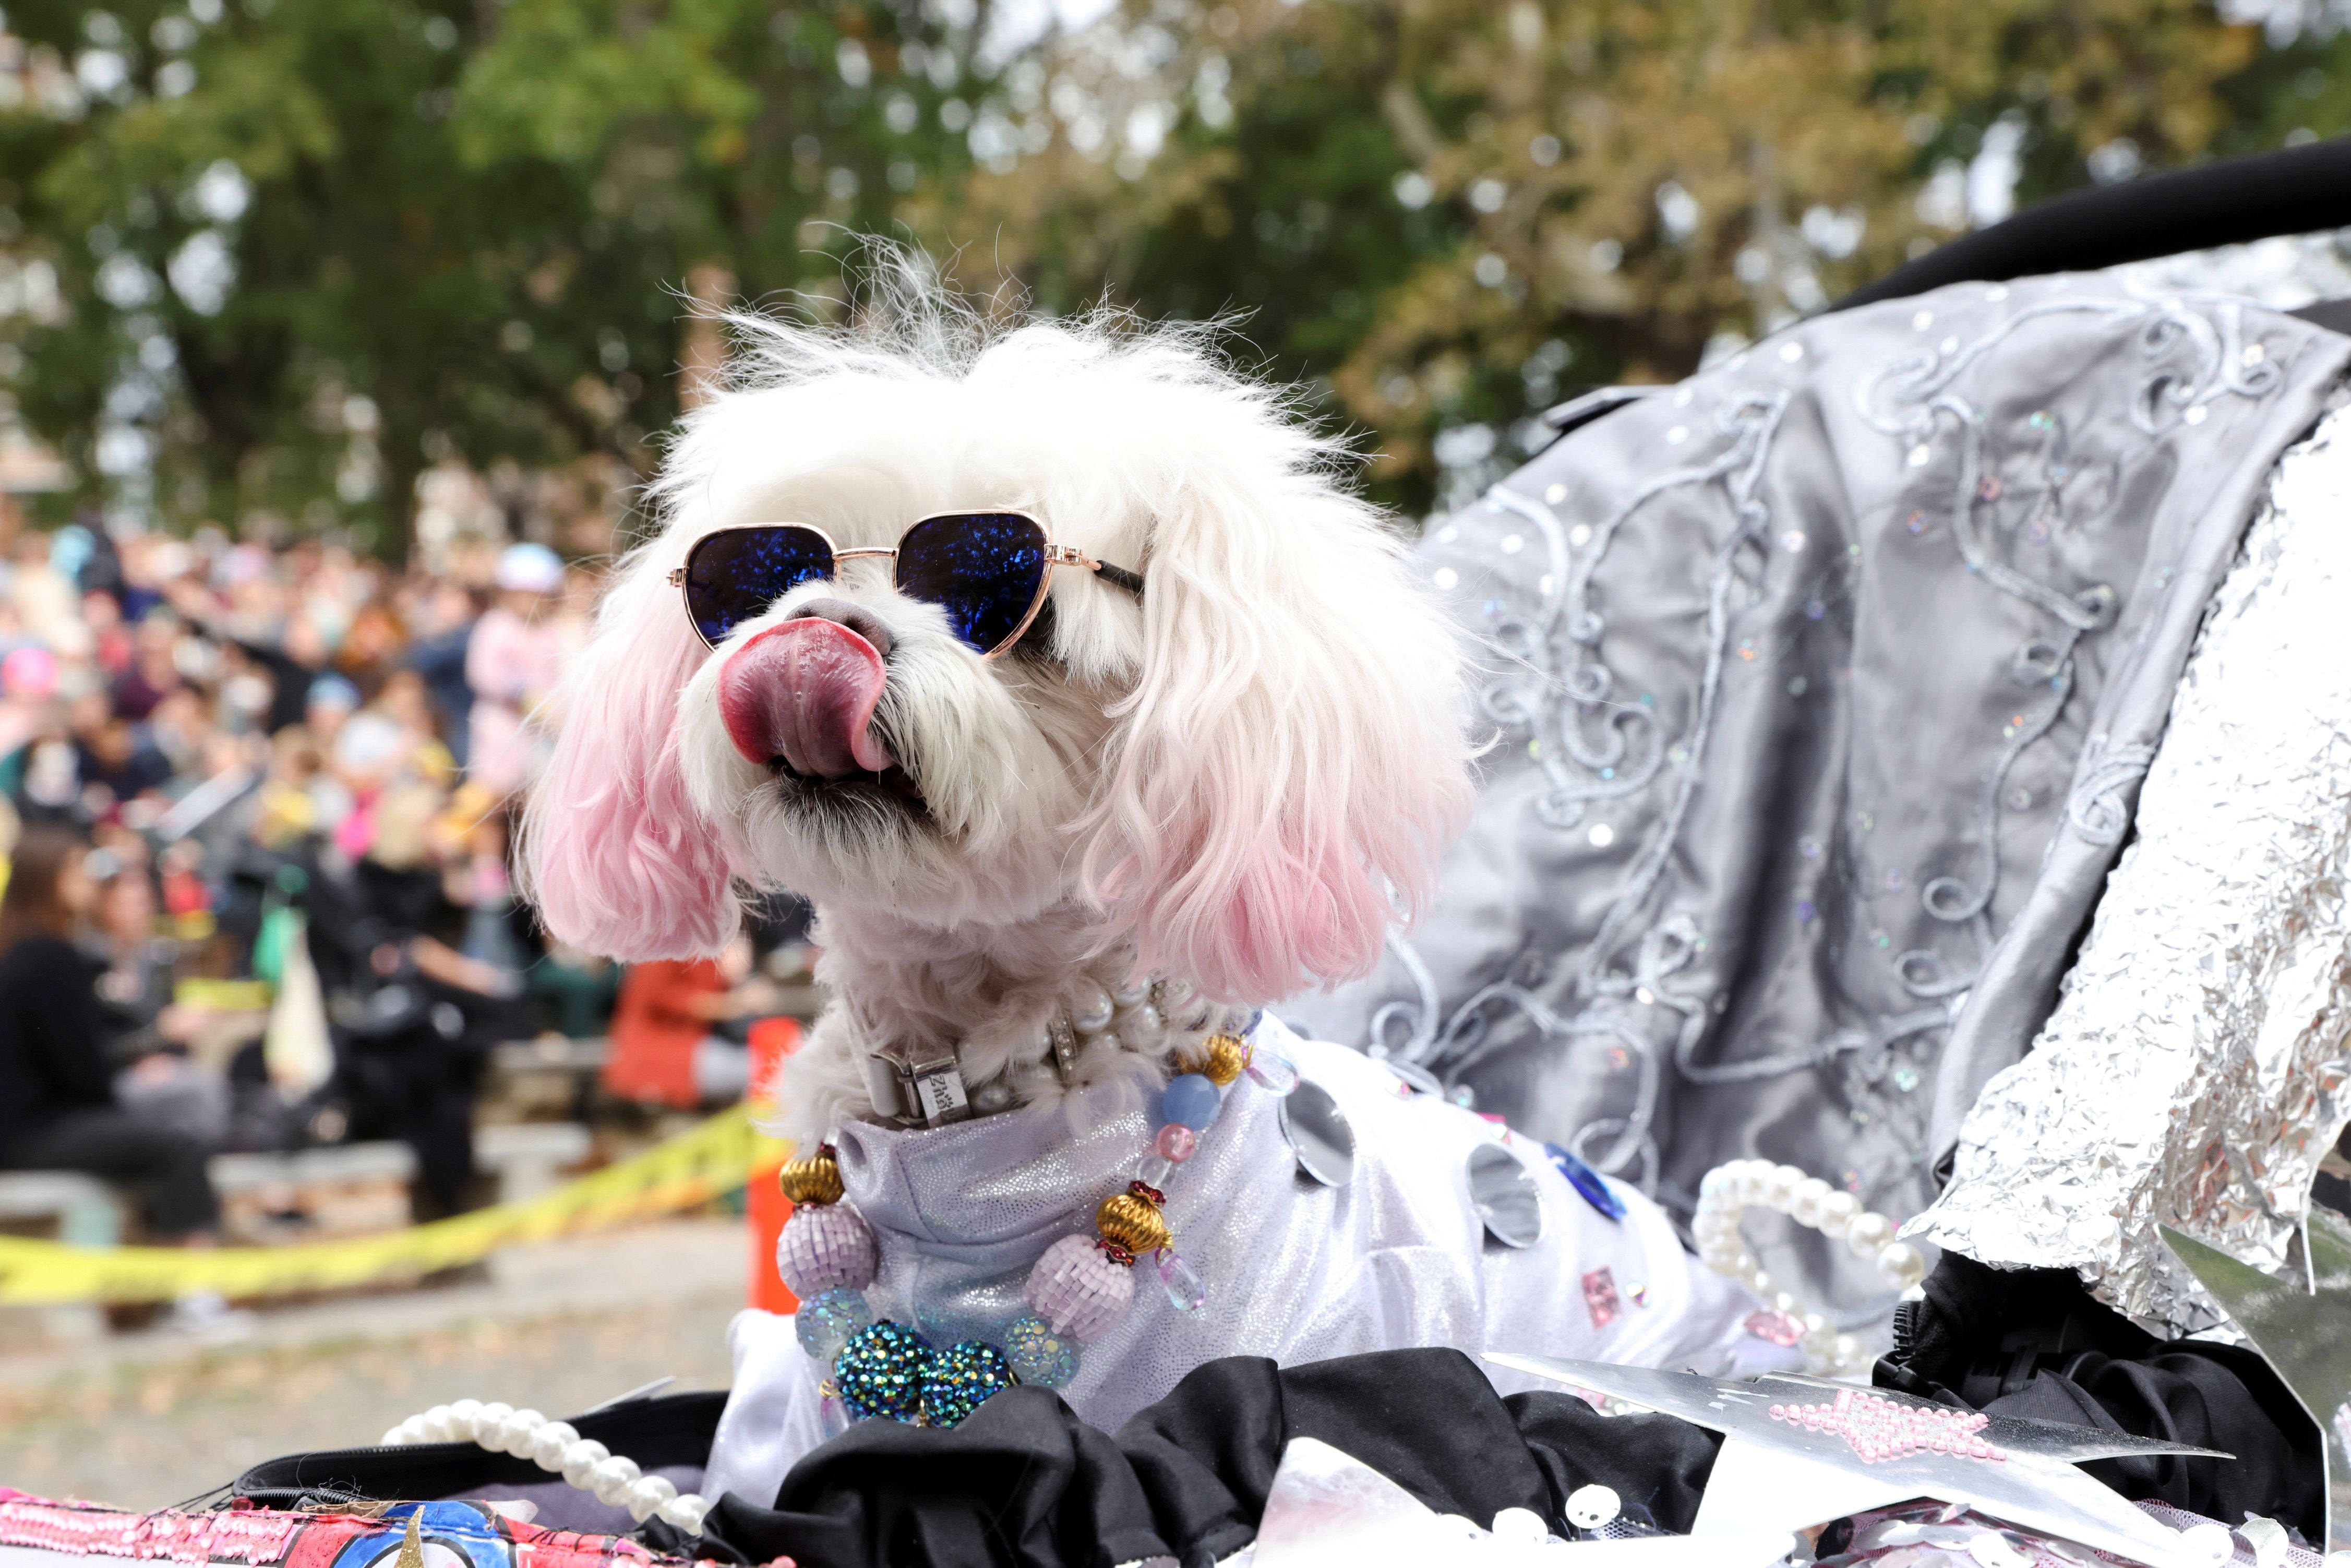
(1545, 1142, 1627, 1220)
(1581, 1266, 1621, 1329)
(1742, 1309, 1805, 1347)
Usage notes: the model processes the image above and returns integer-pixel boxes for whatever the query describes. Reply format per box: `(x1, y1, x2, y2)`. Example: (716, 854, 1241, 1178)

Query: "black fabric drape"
(1875, 1252, 2323, 1540)
(1836, 137, 2351, 311)
(702, 1349, 1722, 1568)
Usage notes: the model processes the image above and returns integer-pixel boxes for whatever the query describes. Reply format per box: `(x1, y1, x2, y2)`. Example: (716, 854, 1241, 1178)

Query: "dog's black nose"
(786, 596, 893, 659)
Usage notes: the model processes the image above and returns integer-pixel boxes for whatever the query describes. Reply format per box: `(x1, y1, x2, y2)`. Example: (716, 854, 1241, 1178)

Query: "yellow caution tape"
(175, 977, 273, 1010)
(0, 1107, 790, 1305)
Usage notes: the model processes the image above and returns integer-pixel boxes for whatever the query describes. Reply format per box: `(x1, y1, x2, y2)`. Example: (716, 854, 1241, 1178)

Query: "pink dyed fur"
(520, 562, 739, 961)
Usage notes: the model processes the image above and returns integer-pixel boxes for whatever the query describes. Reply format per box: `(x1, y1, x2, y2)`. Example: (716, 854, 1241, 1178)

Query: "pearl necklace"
(1691, 1158, 1927, 1379)
(379, 1401, 711, 1536)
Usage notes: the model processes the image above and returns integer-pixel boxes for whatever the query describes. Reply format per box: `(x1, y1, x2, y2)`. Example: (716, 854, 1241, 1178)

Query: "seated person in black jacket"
(0, 827, 219, 1239)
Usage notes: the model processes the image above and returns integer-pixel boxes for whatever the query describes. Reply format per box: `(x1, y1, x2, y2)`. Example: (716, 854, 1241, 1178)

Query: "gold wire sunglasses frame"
(667, 510, 1146, 660)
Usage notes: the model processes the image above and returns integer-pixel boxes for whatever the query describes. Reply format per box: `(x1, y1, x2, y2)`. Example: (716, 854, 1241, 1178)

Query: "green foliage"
(1, 0, 2344, 541)
(0, 0, 979, 545)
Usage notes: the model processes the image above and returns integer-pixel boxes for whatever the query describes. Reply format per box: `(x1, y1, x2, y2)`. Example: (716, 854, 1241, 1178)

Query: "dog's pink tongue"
(717, 619, 895, 776)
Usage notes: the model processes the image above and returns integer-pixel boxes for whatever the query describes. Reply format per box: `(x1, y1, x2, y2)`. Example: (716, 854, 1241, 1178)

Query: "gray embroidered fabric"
(1287, 271, 2350, 1317)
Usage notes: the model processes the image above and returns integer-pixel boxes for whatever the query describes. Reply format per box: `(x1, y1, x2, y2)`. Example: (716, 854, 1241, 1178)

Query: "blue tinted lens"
(684, 526, 834, 644)
(894, 513, 1048, 654)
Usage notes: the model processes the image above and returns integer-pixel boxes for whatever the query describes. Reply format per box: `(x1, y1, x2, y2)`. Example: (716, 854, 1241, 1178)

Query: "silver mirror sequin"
(1278, 1080, 1356, 1187)
(1466, 1143, 1545, 1248)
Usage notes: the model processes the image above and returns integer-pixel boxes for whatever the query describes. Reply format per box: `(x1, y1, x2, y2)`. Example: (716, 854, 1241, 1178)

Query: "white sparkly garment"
(704, 1018, 1764, 1509)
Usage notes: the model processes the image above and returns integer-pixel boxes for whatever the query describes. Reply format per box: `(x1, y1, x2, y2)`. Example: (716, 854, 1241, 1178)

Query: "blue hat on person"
(307, 674, 361, 713)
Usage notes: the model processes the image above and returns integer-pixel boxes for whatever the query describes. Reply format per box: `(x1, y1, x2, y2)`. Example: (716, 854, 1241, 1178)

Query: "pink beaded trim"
(0, 1494, 304, 1563)
(1767, 1390, 2007, 1465)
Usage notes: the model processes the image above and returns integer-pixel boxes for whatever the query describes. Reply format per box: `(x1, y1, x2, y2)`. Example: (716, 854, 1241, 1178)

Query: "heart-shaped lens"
(683, 526, 835, 646)
(894, 513, 1049, 654)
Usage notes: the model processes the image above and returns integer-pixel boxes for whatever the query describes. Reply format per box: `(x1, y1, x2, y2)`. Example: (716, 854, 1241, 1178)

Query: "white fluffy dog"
(522, 274, 1759, 1482)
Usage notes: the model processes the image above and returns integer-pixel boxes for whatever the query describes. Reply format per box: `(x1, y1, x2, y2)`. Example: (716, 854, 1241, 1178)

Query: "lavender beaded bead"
(1023, 1233, 1135, 1342)
(775, 1202, 879, 1297)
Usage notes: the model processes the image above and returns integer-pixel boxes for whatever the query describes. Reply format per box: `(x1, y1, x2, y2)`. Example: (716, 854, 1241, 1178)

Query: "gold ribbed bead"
(1096, 1191, 1171, 1254)
(1185, 1034, 1248, 1087)
(778, 1151, 844, 1206)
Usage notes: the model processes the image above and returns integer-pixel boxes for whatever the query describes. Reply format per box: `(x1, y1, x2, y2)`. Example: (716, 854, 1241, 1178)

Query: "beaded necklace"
(774, 1026, 1300, 1429)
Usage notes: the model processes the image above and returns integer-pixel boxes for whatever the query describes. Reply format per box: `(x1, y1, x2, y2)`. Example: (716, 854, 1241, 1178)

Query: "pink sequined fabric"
(1024, 1232, 1135, 1341)
(774, 1202, 879, 1297)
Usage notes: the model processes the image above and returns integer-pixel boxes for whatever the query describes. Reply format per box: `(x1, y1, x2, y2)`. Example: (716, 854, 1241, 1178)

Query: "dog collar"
(858, 979, 1254, 1129)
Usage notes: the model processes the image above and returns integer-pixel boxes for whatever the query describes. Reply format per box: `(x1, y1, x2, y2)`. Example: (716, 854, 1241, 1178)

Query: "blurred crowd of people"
(0, 521, 651, 1241)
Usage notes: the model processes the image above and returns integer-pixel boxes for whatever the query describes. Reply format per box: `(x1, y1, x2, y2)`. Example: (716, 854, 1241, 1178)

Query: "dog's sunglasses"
(669, 510, 1145, 659)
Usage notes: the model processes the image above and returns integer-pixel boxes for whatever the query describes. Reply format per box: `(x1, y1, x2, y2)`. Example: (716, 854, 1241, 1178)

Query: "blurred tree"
(932, 0, 2349, 515)
(0, 0, 986, 547)
(0, 0, 2344, 541)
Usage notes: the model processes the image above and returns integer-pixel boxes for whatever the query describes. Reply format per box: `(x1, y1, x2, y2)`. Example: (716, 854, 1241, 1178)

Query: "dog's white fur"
(520, 270, 1476, 1145)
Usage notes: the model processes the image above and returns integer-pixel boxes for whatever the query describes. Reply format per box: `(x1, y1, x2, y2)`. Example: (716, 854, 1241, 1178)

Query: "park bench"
(473, 1120, 593, 1205)
(207, 1142, 417, 1246)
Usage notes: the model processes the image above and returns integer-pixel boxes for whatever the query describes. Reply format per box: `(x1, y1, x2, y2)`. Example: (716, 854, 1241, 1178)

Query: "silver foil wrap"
(1913, 405, 2351, 1334)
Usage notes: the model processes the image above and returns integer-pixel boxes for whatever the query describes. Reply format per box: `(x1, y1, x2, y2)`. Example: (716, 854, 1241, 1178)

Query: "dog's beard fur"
(519, 276, 1479, 1154)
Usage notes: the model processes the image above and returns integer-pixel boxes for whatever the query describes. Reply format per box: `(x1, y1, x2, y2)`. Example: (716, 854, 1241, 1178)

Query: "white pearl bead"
(1744, 1267, 1774, 1296)
(1729, 1249, 1758, 1279)
(495, 1409, 544, 1455)
(1767, 1165, 1807, 1208)
(1788, 1178, 1831, 1227)
(1877, 1240, 1928, 1289)
(470, 1401, 514, 1444)
(1772, 1291, 1800, 1314)
(560, 1438, 610, 1489)
(531, 1421, 579, 1471)
(1111, 972, 1151, 1007)
(1069, 979, 1115, 1035)
(1845, 1212, 1894, 1255)
(589, 1454, 642, 1506)
(658, 1493, 711, 1534)
(1818, 1191, 1860, 1239)
(625, 1474, 678, 1523)
(396, 1416, 431, 1444)
(381, 1426, 410, 1446)
(440, 1401, 481, 1439)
